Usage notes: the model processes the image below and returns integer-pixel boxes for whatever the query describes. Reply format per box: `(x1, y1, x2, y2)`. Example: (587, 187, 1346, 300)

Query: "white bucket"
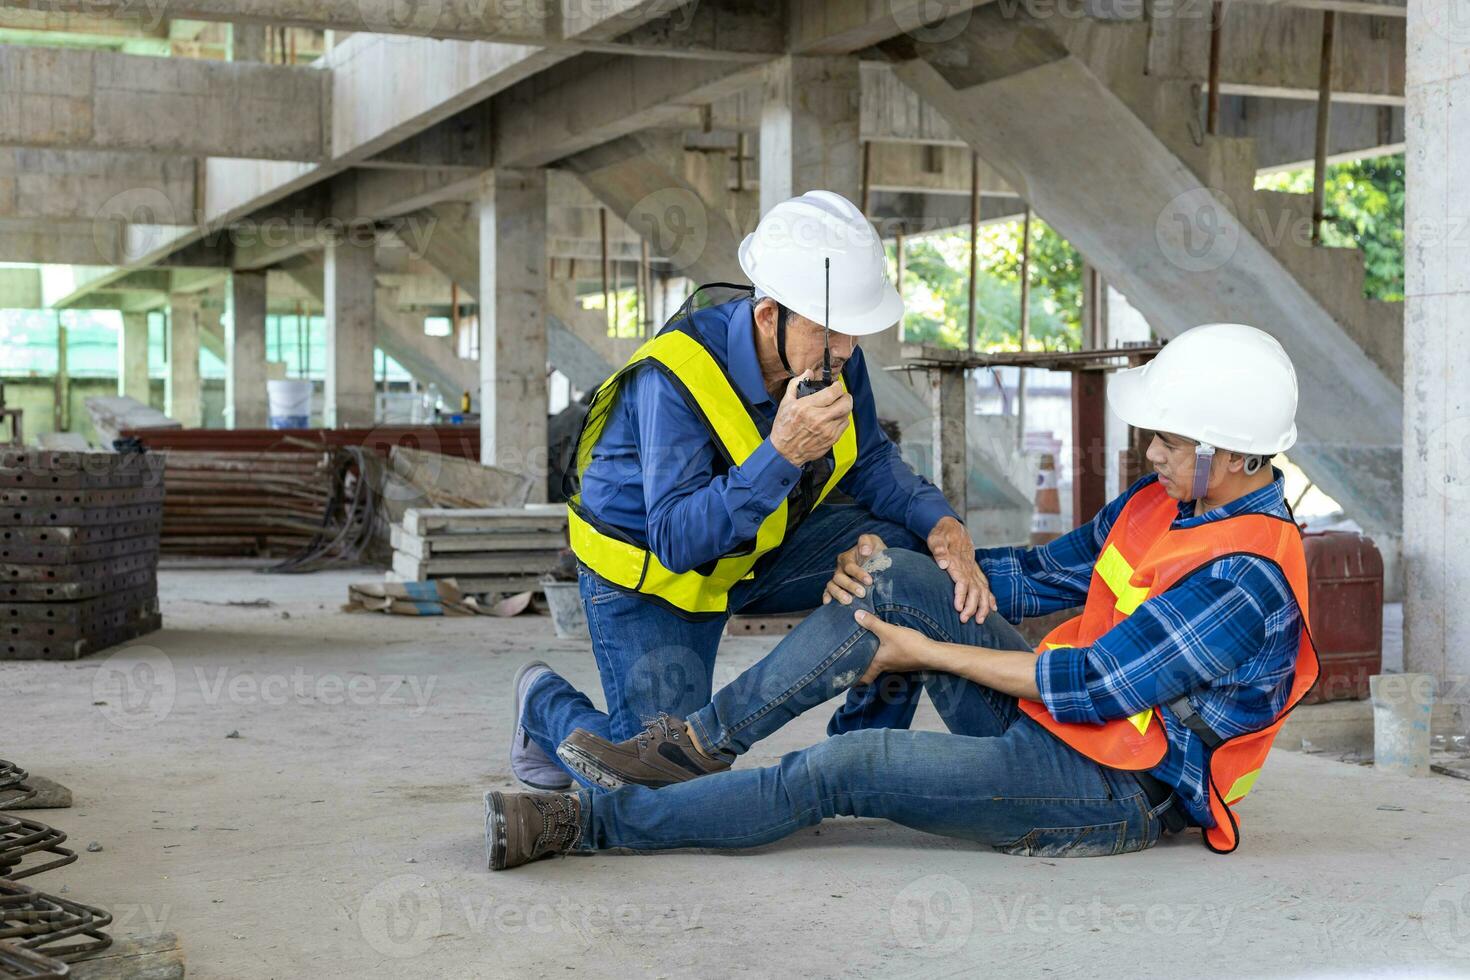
(267, 379, 312, 429)
(541, 579, 589, 640)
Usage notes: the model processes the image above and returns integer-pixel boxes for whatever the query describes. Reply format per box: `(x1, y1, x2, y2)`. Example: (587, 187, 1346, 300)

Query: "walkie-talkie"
(796, 257, 834, 398)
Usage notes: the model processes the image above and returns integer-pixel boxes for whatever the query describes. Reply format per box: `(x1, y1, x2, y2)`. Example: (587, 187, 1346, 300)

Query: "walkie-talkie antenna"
(822, 257, 832, 384)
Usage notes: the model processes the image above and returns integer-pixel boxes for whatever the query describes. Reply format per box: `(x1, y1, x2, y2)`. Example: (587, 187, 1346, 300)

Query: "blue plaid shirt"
(978, 472, 1302, 827)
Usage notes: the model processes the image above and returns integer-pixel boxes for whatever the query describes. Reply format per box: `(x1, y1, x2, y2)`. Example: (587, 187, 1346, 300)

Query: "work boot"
(510, 661, 572, 792)
(556, 714, 731, 790)
(483, 790, 582, 871)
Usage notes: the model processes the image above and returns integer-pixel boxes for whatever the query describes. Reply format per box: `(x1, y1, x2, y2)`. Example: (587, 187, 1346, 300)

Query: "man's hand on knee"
(926, 517, 997, 624)
(823, 533, 886, 606)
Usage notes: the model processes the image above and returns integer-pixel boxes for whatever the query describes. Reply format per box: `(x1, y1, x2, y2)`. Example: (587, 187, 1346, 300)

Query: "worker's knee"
(864, 547, 950, 605)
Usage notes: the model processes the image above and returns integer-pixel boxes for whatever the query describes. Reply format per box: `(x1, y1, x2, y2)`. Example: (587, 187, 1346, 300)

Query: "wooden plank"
(386, 570, 547, 593)
(68, 931, 185, 980)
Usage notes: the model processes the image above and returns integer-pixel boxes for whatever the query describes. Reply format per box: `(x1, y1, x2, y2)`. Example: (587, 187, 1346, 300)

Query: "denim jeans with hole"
(519, 505, 928, 786)
(577, 547, 1173, 857)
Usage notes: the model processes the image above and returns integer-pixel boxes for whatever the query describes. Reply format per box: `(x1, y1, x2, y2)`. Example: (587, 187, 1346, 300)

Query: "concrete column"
(119, 311, 150, 404)
(759, 54, 899, 370)
(1403, 0, 1470, 683)
(226, 271, 269, 429)
(478, 168, 549, 500)
(759, 55, 862, 214)
(232, 23, 268, 62)
(324, 236, 377, 428)
(165, 296, 202, 427)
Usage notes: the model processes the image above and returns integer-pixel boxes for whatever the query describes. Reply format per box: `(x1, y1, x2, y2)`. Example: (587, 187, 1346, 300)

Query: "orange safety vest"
(1018, 480, 1319, 853)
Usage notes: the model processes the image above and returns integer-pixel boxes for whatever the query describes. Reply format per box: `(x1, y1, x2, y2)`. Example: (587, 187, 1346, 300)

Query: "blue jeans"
(520, 505, 928, 784)
(576, 548, 1173, 857)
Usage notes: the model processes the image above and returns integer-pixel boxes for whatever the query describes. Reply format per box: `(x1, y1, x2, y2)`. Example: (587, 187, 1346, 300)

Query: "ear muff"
(1190, 443, 1216, 502)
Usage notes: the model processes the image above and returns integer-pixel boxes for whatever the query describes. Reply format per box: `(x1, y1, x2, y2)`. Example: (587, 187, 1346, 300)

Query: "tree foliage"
(1255, 153, 1405, 301)
(890, 217, 1083, 352)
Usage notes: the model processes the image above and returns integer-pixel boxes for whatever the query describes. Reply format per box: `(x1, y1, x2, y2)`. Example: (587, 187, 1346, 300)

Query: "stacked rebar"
(155, 449, 331, 557)
(0, 761, 112, 973)
(1, 450, 163, 661)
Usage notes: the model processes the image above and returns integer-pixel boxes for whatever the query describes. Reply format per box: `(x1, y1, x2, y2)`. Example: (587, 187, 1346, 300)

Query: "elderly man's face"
(754, 299, 856, 380)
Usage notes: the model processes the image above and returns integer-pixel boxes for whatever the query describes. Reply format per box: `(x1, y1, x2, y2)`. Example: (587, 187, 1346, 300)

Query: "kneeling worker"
(485, 322, 1320, 865)
(508, 191, 990, 791)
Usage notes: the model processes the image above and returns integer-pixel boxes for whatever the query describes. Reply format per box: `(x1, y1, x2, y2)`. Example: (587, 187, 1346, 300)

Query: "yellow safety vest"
(566, 325, 858, 618)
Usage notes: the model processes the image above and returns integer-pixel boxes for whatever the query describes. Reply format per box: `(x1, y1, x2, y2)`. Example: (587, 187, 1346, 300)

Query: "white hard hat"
(1108, 323, 1299, 456)
(737, 190, 902, 337)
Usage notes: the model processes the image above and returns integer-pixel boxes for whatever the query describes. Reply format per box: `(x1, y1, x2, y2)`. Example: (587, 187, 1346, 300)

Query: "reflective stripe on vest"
(1018, 480, 1319, 854)
(567, 328, 857, 617)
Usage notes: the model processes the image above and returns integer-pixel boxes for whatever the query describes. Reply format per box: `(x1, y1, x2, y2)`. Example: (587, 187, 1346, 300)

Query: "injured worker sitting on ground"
(483, 323, 1320, 869)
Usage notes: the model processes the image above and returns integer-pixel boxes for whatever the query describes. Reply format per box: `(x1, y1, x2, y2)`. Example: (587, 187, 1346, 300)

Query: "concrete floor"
(4, 564, 1470, 979)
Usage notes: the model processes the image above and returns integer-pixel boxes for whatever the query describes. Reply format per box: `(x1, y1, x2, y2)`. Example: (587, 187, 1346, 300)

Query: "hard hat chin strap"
(1190, 443, 1216, 502)
(774, 303, 796, 378)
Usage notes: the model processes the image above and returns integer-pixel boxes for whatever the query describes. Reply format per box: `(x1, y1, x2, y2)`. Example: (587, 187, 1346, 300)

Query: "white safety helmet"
(1108, 322, 1299, 456)
(737, 190, 902, 336)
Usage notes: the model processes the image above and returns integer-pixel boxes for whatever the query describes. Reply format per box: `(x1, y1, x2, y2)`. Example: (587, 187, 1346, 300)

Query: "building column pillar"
(324, 235, 377, 428)
(226, 271, 269, 429)
(478, 168, 548, 500)
(119, 311, 151, 404)
(1402, 0, 1470, 684)
(758, 54, 899, 368)
(165, 295, 202, 427)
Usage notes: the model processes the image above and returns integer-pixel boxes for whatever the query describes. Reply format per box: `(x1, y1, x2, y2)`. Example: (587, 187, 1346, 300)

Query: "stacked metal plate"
(1, 451, 163, 660)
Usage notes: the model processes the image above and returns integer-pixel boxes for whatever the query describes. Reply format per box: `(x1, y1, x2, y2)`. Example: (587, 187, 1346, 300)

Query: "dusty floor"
(3, 564, 1470, 979)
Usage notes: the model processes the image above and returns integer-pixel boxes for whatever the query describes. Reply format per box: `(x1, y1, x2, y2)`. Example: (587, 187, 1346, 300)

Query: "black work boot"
(483, 790, 582, 870)
(556, 713, 731, 790)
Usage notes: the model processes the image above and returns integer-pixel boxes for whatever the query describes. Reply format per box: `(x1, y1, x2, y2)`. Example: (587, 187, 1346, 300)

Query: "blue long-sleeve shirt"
(978, 472, 1303, 827)
(580, 298, 958, 574)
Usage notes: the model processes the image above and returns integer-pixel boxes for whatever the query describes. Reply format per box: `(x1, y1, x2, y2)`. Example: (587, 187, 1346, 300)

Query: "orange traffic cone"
(1031, 453, 1063, 546)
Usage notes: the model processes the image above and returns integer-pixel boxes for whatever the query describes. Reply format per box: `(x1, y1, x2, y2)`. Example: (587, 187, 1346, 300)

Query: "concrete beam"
(491, 54, 764, 168)
(0, 45, 328, 160)
(0, 0, 782, 58)
(0, 149, 196, 222)
(561, 135, 747, 284)
(1222, 96, 1405, 170)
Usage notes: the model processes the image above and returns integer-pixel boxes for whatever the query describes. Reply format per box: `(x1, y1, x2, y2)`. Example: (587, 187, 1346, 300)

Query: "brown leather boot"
(556, 714, 731, 790)
(483, 790, 582, 870)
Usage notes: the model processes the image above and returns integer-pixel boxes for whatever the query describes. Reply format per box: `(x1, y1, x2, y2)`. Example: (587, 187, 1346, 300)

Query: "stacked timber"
(390, 505, 568, 595)
(156, 451, 331, 557)
(1, 450, 163, 660)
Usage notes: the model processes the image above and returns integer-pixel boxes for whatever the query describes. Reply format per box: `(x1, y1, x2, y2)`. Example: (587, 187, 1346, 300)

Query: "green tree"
(890, 217, 1083, 352)
(1256, 153, 1405, 301)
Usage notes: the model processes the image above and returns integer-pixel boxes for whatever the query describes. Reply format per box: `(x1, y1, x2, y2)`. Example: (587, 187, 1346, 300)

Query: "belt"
(1135, 771, 1189, 834)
